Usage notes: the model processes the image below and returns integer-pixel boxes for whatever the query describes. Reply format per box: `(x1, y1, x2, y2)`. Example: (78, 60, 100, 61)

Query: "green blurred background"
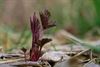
(0, 0, 100, 52)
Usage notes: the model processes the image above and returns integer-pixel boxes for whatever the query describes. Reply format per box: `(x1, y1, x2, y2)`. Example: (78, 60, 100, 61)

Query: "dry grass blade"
(60, 30, 85, 44)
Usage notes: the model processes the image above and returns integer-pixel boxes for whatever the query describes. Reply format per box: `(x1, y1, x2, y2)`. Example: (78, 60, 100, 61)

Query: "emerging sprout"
(30, 10, 56, 61)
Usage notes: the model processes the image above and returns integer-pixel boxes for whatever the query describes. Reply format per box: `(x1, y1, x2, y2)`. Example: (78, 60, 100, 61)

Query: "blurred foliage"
(93, 0, 100, 26)
(0, 0, 100, 52)
(77, 10, 92, 37)
(0, 0, 4, 8)
(47, 0, 100, 37)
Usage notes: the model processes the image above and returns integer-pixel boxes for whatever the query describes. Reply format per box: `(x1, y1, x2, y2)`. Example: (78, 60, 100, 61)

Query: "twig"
(0, 58, 24, 64)
(72, 49, 90, 58)
(90, 49, 93, 60)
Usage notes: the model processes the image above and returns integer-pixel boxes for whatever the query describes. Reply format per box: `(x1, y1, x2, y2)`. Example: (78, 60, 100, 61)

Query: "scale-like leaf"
(40, 10, 56, 29)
